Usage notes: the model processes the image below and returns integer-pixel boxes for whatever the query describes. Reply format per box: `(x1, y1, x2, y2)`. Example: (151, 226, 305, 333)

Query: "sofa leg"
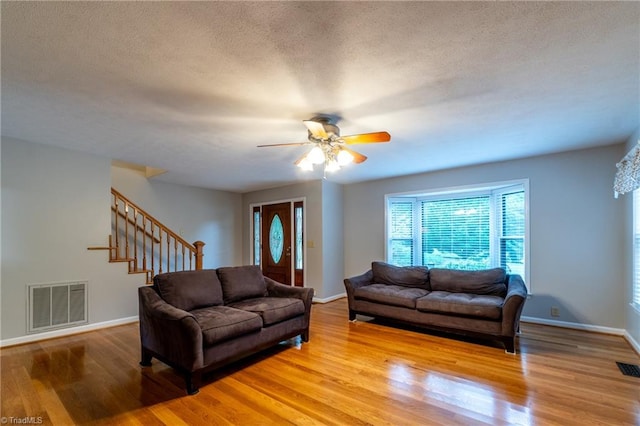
(140, 348, 153, 367)
(301, 330, 310, 343)
(503, 337, 516, 355)
(185, 372, 200, 395)
(349, 309, 356, 321)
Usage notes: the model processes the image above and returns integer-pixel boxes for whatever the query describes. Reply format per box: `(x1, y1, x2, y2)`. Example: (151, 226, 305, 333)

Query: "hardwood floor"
(2, 298, 639, 425)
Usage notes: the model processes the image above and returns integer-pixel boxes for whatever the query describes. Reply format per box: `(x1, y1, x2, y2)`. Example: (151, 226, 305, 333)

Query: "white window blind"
(388, 199, 415, 266)
(421, 196, 490, 270)
(633, 190, 640, 308)
(498, 189, 526, 278)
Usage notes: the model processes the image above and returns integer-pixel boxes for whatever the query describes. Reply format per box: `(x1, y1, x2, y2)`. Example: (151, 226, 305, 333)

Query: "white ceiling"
(2, 2, 638, 193)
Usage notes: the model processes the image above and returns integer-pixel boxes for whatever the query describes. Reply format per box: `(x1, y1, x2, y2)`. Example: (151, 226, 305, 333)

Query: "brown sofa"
(344, 262, 527, 353)
(138, 265, 314, 394)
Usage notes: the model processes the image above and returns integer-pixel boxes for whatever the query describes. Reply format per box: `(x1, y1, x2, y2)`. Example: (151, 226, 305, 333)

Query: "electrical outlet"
(550, 306, 560, 317)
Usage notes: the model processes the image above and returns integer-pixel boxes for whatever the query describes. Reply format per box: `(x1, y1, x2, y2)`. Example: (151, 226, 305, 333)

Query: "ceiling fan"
(257, 116, 391, 172)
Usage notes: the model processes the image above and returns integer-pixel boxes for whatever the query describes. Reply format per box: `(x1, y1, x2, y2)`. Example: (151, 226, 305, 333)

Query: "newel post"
(193, 241, 205, 270)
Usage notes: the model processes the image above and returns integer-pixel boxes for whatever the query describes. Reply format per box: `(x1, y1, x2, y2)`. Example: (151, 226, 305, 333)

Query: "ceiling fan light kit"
(307, 146, 326, 164)
(297, 144, 354, 173)
(258, 116, 391, 174)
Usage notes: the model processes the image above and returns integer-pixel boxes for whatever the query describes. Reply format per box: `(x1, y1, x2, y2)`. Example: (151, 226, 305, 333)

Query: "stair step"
(110, 258, 135, 263)
(129, 269, 152, 275)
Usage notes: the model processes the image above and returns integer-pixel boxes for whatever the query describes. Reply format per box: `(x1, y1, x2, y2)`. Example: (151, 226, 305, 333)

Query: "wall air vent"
(27, 281, 88, 333)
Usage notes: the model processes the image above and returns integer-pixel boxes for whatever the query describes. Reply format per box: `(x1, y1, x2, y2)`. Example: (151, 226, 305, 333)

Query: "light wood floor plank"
(1, 298, 638, 425)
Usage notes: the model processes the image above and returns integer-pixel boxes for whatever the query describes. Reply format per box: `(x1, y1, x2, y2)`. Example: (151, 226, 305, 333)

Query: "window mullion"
(490, 192, 499, 268)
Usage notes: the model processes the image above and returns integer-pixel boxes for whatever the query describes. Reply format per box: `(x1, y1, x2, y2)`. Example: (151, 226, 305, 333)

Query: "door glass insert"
(253, 209, 260, 265)
(295, 206, 303, 269)
(269, 214, 284, 263)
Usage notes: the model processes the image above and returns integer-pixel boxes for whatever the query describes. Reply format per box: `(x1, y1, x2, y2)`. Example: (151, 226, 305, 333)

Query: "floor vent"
(616, 362, 640, 378)
(28, 281, 88, 333)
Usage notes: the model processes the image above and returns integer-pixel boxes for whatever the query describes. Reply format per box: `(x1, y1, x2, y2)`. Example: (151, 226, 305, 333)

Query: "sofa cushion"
(372, 261, 430, 289)
(217, 265, 268, 303)
(154, 269, 223, 311)
(429, 268, 507, 296)
(191, 306, 263, 345)
(354, 284, 430, 309)
(228, 297, 305, 326)
(415, 291, 503, 320)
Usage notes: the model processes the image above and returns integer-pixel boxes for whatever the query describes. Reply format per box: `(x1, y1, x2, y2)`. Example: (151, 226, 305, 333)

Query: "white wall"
(1, 138, 243, 342)
(344, 144, 626, 329)
(111, 166, 242, 269)
(1, 137, 141, 341)
(624, 129, 640, 347)
(321, 181, 345, 299)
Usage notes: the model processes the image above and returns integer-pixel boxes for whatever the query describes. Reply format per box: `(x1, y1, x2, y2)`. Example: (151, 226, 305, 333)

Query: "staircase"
(89, 188, 204, 284)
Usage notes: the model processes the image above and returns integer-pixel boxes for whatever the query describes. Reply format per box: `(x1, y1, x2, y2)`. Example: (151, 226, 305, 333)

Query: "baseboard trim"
(0, 316, 139, 348)
(520, 316, 625, 336)
(313, 293, 346, 304)
(624, 331, 640, 356)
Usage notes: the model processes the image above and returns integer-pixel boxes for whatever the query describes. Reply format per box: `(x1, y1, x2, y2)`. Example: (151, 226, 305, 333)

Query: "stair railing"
(90, 188, 204, 284)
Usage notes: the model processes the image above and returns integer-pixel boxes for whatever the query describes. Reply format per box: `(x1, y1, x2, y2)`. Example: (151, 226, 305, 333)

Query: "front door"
(261, 202, 292, 285)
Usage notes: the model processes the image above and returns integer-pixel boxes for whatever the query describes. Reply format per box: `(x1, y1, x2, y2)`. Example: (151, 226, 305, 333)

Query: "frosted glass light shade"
(337, 149, 354, 166)
(307, 146, 325, 164)
(325, 160, 340, 172)
(297, 157, 313, 171)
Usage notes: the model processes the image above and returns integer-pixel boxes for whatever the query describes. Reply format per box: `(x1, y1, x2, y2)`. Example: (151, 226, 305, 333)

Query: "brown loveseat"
(344, 262, 527, 353)
(138, 265, 314, 394)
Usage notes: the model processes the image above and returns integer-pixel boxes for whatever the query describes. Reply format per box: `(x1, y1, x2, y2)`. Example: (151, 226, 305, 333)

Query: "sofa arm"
(501, 274, 528, 336)
(265, 277, 314, 303)
(343, 269, 374, 317)
(264, 277, 314, 314)
(138, 286, 203, 371)
(264, 277, 314, 340)
(344, 270, 374, 291)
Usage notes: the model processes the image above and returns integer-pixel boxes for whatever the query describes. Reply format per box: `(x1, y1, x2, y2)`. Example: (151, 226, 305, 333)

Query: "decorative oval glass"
(269, 214, 284, 263)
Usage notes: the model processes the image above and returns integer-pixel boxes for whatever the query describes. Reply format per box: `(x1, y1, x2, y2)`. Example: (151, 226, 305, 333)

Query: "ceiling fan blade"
(257, 142, 308, 147)
(340, 147, 367, 164)
(303, 120, 328, 139)
(341, 131, 391, 145)
(293, 152, 308, 165)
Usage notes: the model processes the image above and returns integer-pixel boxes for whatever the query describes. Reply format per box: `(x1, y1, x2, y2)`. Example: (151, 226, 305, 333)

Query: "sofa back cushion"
(372, 261, 430, 289)
(154, 269, 223, 311)
(429, 268, 507, 296)
(217, 265, 268, 303)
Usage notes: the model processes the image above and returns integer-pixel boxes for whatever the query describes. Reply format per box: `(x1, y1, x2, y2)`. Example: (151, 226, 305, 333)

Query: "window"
(421, 195, 490, 270)
(388, 200, 415, 266)
(294, 203, 304, 270)
(633, 190, 640, 309)
(386, 180, 529, 282)
(253, 207, 260, 266)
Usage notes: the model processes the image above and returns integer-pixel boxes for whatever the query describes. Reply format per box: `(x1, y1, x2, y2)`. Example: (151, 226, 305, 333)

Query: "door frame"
(250, 197, 306, 287)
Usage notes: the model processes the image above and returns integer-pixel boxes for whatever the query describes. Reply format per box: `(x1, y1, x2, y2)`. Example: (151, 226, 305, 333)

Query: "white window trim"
(385, 179, 530, 290)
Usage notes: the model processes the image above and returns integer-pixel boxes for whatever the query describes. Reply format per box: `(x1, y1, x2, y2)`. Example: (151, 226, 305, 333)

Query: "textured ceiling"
(2, 2, 639, 192)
